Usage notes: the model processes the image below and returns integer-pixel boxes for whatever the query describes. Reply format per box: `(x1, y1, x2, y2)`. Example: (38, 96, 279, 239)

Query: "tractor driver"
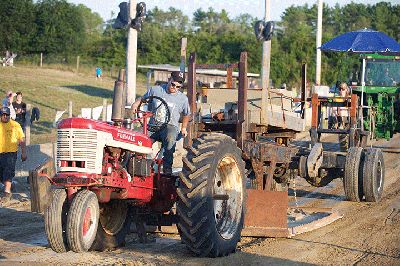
(131, 71, 190, 175)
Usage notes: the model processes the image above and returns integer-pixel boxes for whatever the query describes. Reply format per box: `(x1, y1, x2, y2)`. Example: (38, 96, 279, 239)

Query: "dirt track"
(0, 135, 399, 265)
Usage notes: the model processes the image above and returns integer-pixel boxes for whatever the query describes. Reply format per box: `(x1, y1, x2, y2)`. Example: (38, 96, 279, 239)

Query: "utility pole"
(261, 0, 271, 125)
(316, 0, 323, 86)
(126, 0, 138, 105)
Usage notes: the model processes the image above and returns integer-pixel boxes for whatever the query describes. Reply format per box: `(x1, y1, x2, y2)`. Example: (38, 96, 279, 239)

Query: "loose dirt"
(1, 135, 399, 265)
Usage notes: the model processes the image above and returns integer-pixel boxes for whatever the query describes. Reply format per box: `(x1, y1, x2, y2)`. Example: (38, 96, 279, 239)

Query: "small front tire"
(44, 189, 69, 253)
(67, 190, 99, 252)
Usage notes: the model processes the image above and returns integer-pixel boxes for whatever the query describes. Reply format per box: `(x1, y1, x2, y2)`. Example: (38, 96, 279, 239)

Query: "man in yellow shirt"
(0, 107, 27, 205)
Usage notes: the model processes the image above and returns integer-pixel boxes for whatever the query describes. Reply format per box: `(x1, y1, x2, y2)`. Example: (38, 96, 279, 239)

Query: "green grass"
(0, 65, 147, 144)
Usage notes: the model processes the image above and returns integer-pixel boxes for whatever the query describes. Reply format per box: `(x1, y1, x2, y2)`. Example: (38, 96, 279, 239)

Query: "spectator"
(0, 107, 27, 205)
(333, 82, 350, 151)
(2, 90, 16, 120)
(13, 92, 27, 130)
(96, 67, 102, 79)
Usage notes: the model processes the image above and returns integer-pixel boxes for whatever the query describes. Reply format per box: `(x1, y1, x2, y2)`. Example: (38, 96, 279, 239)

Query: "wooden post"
(25, 104, 32, 145)
(311, 94, 319, 129)
(68, 101, 73, 118)
(76, 56, 80, 73)
(237, 52, 248, 150)
(185, 53, 197, 148)
(40, 53, 43, 67)
(227, 67, 233, 88)
(102, 99, 107, 121)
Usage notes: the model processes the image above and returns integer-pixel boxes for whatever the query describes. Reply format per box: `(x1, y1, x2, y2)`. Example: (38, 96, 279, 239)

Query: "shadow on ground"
(31, 121, 54, 135)
(288, 188, 346, 201)
(65, 85, 113, 98)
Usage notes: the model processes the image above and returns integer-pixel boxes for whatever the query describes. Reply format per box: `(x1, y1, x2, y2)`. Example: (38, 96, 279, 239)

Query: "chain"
(290, 169, 299, 208)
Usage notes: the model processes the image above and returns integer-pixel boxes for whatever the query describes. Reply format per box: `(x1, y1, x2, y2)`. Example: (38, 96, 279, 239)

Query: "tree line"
(1, 0, 399, 87)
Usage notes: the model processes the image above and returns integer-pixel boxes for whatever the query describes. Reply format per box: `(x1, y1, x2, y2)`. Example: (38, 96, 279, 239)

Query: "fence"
(15, 53, 122, 79)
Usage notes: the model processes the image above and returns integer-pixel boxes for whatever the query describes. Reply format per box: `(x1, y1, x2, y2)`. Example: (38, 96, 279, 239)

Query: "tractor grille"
(57, 129, 101, 173)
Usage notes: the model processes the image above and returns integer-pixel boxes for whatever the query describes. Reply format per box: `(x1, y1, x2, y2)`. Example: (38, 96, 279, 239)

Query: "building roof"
(138, 64, 260, 78)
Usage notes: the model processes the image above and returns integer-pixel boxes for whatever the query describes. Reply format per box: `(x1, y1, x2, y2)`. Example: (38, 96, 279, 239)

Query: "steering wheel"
(137, 96, 171, 132)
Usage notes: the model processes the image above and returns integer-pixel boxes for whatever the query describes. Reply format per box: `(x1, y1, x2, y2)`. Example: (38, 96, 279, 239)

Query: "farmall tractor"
(44, 71, 245, 257)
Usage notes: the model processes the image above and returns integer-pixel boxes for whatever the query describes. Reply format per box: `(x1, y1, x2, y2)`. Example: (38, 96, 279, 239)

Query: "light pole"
(316, 0, 323, 86)
(261, 0, 271, 125)
(126, 0, 138, 105)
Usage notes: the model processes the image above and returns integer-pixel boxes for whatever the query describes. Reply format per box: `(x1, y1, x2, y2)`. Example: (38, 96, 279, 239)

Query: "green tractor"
(351, 54, 400, 140)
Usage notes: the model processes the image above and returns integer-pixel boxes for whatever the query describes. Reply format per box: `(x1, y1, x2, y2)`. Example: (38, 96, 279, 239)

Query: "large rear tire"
(344, 147, 364, 202)
(90, 200, 131, 251)
(363, 148, 384, 202)
(44, 189, 69, 253)
(67, 190, 99, 252)
(177, 133, 245, 257)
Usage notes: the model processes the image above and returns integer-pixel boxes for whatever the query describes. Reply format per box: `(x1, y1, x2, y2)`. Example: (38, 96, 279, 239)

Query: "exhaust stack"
(112, 69, 126, 124)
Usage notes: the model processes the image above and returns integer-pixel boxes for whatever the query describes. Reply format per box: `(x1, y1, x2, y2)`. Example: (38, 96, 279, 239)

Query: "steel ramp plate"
(288, 207, 343, 236)
(242, 189, 289, 237)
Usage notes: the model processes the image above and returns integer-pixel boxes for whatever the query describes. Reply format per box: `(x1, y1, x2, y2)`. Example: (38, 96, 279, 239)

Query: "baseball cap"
(0, 106, 11, 115)
(170, 71, 184, 83)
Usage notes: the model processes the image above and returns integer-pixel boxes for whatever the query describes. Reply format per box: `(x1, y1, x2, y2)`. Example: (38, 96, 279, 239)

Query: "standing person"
(0, 107, 27, 205)
(131, 71, 190, 175)
(96, 67, 102, 79)
(333, 82, 350, 151)
(2, 90, 16, 120)
(12, 92, 27, 130)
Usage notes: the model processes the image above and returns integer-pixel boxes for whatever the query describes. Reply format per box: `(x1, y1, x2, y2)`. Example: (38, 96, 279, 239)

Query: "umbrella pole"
(360, 57, 366, 130)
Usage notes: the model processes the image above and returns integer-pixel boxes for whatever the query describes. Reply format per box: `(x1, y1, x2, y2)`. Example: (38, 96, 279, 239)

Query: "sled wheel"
(344, 147, 364, 202)
(67, 190, 99, 252)
(177, 133, 245, 257)
(44, 189, 69, 253)
(91, 200, 131, 251)
(363, 148, 384, 202)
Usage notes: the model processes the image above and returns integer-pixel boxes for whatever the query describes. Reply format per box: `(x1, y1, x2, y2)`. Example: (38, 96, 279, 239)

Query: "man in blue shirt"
(131, 71, 190, 175)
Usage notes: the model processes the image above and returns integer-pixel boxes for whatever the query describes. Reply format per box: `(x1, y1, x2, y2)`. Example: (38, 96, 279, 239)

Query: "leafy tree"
(33, 0, 85, 55)
(0, 0, 36, 52)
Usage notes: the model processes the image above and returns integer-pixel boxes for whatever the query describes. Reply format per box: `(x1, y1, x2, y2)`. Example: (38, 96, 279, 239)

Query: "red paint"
(58, 118, 152, 148)
(82, 207, 91, 236)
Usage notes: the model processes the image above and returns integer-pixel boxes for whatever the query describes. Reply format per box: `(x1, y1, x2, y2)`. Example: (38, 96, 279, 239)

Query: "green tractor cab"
(351, 54, 400, 140)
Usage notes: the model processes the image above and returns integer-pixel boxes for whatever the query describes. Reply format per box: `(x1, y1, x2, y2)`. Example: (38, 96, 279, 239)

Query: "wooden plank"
(204, 88, 305, 132)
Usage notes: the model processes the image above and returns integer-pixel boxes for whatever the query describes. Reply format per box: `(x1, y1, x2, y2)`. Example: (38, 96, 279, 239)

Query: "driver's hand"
(181, 128, 188, 137)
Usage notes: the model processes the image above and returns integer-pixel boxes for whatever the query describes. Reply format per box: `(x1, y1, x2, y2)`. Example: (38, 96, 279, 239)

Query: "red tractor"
(45, 77, 246, 257)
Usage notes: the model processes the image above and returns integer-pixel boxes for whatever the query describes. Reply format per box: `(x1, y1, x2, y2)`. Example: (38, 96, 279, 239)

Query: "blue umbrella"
(320, 29, 400, 54)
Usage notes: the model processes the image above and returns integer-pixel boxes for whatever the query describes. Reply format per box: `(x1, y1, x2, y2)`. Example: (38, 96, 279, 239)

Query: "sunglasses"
(1, 113, 10, 116)
(339, 87, 346, 91)
(171, 82, 182, 88)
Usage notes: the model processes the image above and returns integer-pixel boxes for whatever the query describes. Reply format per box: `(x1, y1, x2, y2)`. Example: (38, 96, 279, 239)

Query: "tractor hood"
(58, 118, 153, 149)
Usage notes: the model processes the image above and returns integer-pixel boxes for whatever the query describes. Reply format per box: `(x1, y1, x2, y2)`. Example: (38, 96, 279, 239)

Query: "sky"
(68, 0, 399, 22)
